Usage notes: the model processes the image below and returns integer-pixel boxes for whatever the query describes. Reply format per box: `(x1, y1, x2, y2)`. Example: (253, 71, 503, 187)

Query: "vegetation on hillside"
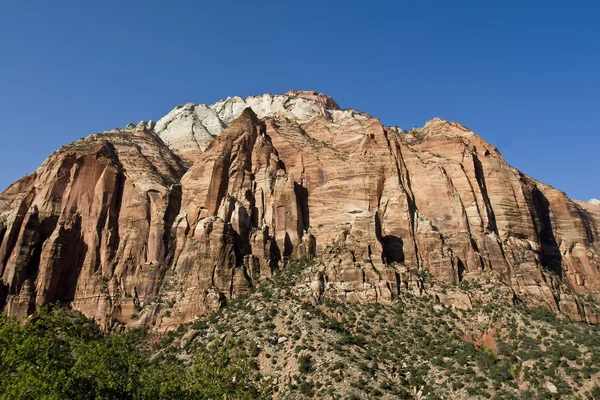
(0, 308, 268, 400)
(155, 259, 600, 399)
(2, 258, 600, 399)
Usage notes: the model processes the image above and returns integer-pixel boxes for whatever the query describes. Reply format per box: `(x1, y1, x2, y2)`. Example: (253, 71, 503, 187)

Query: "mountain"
(0, 90, 599, 333)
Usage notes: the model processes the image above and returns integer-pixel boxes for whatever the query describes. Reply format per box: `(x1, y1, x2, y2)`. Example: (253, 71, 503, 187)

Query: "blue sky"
(1, 1, 598, 200)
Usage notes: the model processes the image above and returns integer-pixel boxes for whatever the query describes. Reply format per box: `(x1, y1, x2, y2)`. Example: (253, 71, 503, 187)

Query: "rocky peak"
(154, 91, 357, 162)
(421, 117, 473, 136)
(285, 90, 340, 110)
(131, 120, 156, 131)
(590, 198, 600, 206)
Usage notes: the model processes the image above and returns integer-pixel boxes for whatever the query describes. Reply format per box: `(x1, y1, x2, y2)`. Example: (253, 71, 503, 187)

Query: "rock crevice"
(0, 93, 598, 329)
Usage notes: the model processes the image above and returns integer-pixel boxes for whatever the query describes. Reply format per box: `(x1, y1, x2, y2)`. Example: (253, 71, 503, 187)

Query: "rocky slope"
(0, 90, 599, 330)
(155, 259, 600, 399)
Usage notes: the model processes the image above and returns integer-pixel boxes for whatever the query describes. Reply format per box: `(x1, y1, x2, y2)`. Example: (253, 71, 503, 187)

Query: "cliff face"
(1, 91, 598, 329)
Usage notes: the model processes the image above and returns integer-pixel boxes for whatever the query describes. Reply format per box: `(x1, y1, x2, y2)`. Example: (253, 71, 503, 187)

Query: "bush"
(0, 307, 270, 400)
(298, 355, 314, 374)
(299, 381, 314, 396)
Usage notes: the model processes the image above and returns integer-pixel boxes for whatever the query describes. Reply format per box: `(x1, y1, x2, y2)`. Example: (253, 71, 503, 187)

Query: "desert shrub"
(298, 355, 314, 374)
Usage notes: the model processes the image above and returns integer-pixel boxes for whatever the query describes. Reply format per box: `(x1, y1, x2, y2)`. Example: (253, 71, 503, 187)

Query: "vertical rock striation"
(0, 91, 598, 329)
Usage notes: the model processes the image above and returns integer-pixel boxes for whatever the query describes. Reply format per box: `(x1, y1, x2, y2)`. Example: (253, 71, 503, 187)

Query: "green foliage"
(6, 255, 600, 400)
(298, 355, 314, 374)
(338, 333, 367, 346)
(529, 306, 557, 323)
(0, 307, 270, 400)
(320, 317, 346, 333)
(588, 385, 600, 398)
(184, 343, 263, 400)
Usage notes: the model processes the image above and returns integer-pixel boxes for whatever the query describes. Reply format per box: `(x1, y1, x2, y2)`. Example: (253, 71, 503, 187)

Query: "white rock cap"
(153, 91, 367, 160)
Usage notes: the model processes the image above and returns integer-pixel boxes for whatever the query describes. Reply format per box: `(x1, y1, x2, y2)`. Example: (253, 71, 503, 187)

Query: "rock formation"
(1, 90, 599, 329)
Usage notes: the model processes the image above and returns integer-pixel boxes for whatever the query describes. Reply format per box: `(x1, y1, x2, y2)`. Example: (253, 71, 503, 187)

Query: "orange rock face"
(1, 92, 599, 329)
(285, 90, 340, 110)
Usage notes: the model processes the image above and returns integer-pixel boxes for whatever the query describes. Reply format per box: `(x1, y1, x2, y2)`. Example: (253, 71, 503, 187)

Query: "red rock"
(0, 93, 598, 329)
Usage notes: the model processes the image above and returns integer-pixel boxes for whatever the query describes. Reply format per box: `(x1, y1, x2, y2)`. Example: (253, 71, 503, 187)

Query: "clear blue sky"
(1, 1, 598, 200)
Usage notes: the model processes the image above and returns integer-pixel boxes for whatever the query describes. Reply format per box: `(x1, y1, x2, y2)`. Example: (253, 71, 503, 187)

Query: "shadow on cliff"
(374, 212, 406, 264)
(531, 188, 563, 277)
(0, 224, 6, 251)
(294, 183, 310, 231)
(473, 153, 499, 234)
(382, 235, 405, 264)
(50, 215, 88, 305)
(0, 281, 7, 311)
(22, 214, 59, 312)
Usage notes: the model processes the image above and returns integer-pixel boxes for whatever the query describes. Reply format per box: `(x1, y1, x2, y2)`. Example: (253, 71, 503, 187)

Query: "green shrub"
(298, 355, 314, 374)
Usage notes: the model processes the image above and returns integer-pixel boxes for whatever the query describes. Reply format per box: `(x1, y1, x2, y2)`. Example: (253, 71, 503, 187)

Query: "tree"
(0, 307, 272, 400)
(188, 340, 266, 399)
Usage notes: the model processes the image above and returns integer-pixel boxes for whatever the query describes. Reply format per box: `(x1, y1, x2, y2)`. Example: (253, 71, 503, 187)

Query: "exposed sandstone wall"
(1, 92, 598, 329)
(0, 127, 187, 328)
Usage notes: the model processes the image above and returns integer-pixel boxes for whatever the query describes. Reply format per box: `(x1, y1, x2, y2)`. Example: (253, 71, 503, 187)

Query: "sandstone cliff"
(1, 91, 598, 329)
